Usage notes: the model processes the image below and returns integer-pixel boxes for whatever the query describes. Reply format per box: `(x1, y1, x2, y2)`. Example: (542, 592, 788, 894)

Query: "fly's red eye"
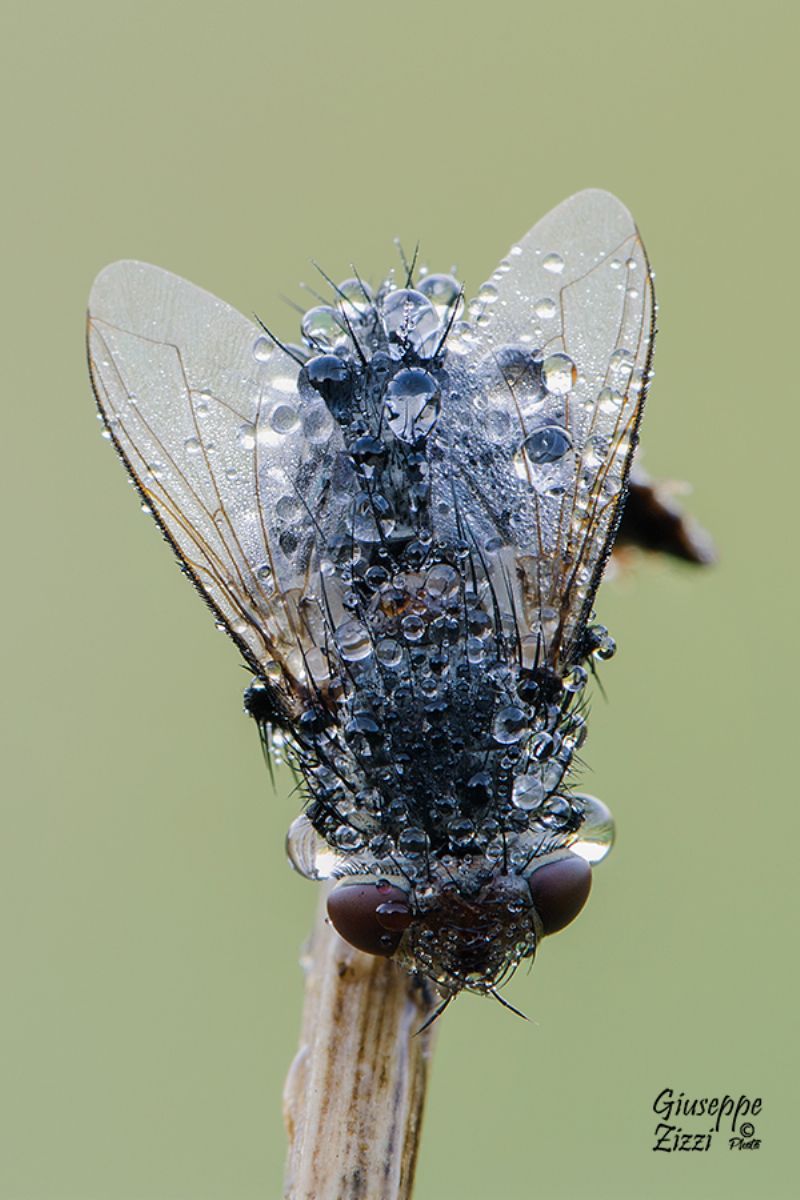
(326, 882, 412, 957)
(527, 855, 592, 935)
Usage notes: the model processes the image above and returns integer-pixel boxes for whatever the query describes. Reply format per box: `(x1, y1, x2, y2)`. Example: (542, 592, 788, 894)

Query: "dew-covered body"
(89, 190, 654, 998)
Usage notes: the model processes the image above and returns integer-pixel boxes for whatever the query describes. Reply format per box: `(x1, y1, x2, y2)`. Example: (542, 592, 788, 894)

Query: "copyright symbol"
(740, 1122, 755, 1137)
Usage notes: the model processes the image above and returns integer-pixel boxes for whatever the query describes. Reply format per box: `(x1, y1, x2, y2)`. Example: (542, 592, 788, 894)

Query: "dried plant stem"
(283, 886, 440, 1200)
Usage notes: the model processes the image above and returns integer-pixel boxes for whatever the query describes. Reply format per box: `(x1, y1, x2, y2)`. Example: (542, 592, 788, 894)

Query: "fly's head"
(324, 851, 595, 996)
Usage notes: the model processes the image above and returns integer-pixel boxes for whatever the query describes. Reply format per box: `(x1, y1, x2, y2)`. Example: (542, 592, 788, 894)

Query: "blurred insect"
(88, 190, 710, 1007)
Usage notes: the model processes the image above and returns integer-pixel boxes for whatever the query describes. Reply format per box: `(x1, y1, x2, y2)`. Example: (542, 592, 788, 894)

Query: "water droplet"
(401, 614, 426, 643)
(385, 368, 441, 443)
(541, 795, 573, 829)
(238, 423, 256, 450)
(335, 619, 372, 662)
(253, 335, 274, 362)
(597, 386, 623, 414)
(424, 564, 460, 603)
(256, 563, 274, 590)
(592, 628, 616, 660)
(398, 827, 428, 856)
(447, 818, 476, 848)
(480, 344, 544, 409)
(350, 435, 386, 479)
(609, 348, 634, 380)
(562, 715, 587, 751)
(493, 704, 528, 745)
(522, 425, 572, 465)
(301, 305, 347, 351)
(418, 273, 462, 316)
(376, 637, 403, 668)
(337, 277, 373, 319)
(382, 289, 440, 354)
(542, 353, 577, 395)
(512, 773, 546, 811)
(351, 493, 396, 543)
(569, 794, 615, 863)
(563, 665, 588, 693)
(534, 297, 556, 319)
(275, 494, 302, 522)
(530, 731, 557, 760)
(467, 637, 486, 664)
(583, 434, 609, 469)
(184, 437, 201, 457)
(270, 403, 300, 435)
(334, 823, 365, 851)
(477, 282, 499, 304)
(287, 814, 347, 880)
(542, 252, 565, 274)
(303, 404, 335, 444)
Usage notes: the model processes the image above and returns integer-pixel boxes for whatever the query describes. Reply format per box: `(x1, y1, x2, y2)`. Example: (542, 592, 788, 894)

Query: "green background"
(2, 1, 796, 1196)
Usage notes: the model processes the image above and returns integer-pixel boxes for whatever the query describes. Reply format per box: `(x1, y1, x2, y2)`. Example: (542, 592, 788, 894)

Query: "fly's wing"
(435, 189, 654, 671)
(88, 261, 346, 717)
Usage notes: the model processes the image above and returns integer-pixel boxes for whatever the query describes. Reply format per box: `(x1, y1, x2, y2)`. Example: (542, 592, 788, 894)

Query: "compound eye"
(326, 882, 413, 957)
(527, 855, 592, 935)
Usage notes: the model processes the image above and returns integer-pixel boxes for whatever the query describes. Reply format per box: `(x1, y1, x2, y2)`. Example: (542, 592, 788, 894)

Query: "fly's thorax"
(293, 653, 588, 869)
(280, 563, 612, 874)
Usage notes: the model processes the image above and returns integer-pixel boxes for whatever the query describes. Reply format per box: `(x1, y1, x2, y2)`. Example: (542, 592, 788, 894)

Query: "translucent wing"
(88, 261, 347, 714)
(432, 189, 654, 669)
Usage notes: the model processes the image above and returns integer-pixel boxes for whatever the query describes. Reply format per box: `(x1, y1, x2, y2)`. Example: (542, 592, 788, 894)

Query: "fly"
(89, 189, 679, 999)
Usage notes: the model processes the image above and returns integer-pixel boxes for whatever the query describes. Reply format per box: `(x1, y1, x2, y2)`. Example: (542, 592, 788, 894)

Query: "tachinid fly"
(88, 190, 658, 1000)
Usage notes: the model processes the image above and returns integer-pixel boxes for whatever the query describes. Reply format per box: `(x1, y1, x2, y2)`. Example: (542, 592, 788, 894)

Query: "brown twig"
(283, 886, 440, 1200)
